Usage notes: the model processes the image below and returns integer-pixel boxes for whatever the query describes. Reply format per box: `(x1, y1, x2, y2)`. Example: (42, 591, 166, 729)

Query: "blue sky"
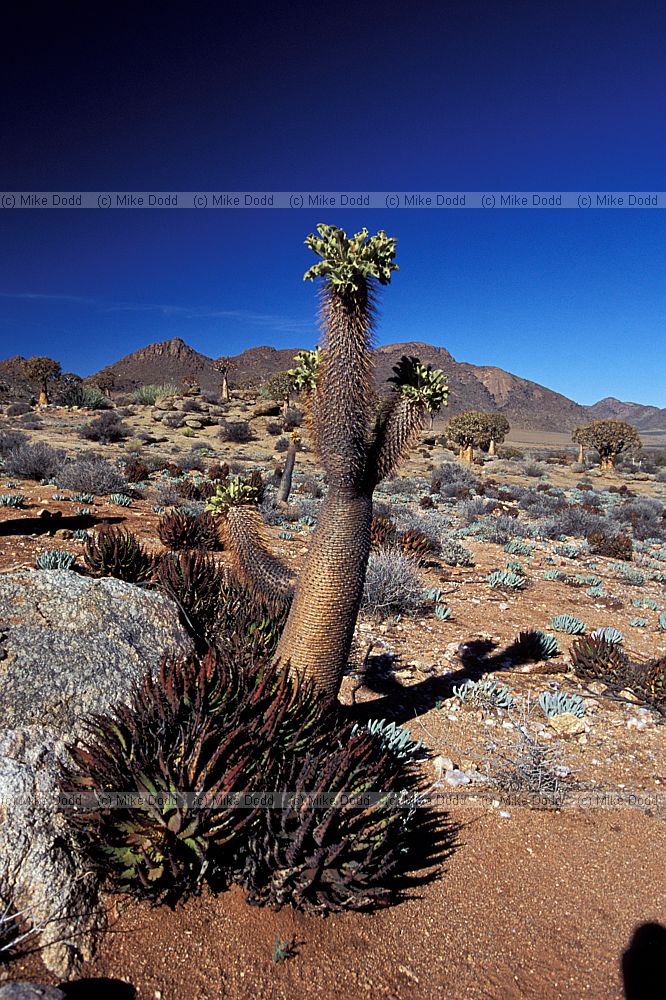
(1, 1, 665, 405)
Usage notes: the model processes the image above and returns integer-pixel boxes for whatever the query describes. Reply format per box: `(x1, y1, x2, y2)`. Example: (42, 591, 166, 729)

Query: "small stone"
(433, 756, 455, 777)
(0, 986, 67, 999)
(445, 769, 471, 786)
(619, 688, 642, 704)
(548, 713, 586, 737)
(499, 810, 511, 819)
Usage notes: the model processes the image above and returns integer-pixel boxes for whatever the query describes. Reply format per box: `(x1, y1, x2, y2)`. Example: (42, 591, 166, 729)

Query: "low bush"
(6, 402, 31, 417)
(0, 429, 28, 457)
(218, 420, 254, 443)
(362, 549, 425, 618)
(274, 436, 290, 452)
(3, 442, 65, 480)
(79, 411, 128, 444)
(58, 384, 111, 409)
(57, 455, 128, 495)
(588, 530, 633, 561)
(123, 456, 150, 482)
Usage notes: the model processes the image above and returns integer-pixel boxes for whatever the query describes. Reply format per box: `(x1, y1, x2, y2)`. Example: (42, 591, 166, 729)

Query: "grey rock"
(0, 570, 192, 735)
(252, 401, 281, 418)
(0, 983, 67, 998)
(0, 726, 105, 978)
(444, 769, 471, 786)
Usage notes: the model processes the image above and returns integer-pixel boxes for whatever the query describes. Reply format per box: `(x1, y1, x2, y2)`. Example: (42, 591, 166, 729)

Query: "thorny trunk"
(275, 488, 373, 705)
(276, 439, 297, 504)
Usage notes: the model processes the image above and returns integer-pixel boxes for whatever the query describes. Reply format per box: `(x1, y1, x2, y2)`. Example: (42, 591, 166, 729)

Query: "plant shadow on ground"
(0, 513, 124, 537)
(59, 979, 136, 998)
(346, 638, 512, 728)
(621, 922, 666, 1000)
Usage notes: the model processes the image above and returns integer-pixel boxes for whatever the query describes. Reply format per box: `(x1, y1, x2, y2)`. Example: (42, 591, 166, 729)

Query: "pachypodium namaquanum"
(206, 224, 449, 705)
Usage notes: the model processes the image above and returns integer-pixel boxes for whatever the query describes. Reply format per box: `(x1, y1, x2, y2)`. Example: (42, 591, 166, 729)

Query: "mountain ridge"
(1, 337, 664, 433)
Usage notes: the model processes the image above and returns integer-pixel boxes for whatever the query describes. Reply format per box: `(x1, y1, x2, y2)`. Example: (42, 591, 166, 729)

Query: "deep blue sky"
(1, 1, 665, 405)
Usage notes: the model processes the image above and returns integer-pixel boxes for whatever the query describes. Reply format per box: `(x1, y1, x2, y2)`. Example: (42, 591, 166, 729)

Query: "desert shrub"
(158, 510, 221, 551)
(17, 414, 42, 429)
(0, 429, 28, 457)
(180, 449, 210, 472)
(588, 530, 633, 561)
(57, 456, 128, 495)
(610, 498, 664, 541)
(83, 526, 155, 583)
(430, 462, 476, 498)
(266, 420, 283, 436)
(79, 411, 128, 444)
(283, 407, 303, 430)
(458, 498, 496, 524)
(154, 480, 185, 507)
(300, 477, 323, 498)
(556, 506, 608, 540)
(439, 536, 474, 566)
(518, 491, 565, 518)
(274, 436, 290, 453)
(521, 461, 546, 478)
(3, 442, 65, 480)
(6, 402, 31, 417)
(497, 445, 524, 460)
(218, 420, 253, 443)
(162, 412, 185, 428)
(362, 550, 425, 617)
(475, 516, 529, 544)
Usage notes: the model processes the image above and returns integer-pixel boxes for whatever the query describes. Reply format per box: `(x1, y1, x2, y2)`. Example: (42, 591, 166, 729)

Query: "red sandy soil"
(5, 804, 665, 1000)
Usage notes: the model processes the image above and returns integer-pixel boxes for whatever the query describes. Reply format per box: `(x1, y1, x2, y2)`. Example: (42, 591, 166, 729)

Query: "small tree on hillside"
(577, 419, 641, 472)
(88, 370, 116, 397)
(22, 356, 61, 406)
(446, 410, 489, 464)
(212, 357, 234, 401)
(478, 413, 510, 455)
(265, 371, 294, 416)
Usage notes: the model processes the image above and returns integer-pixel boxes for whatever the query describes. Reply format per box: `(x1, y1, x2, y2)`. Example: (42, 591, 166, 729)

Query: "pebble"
(444, 769, 471, 786)
(499, 810, 512, 819)
(433, 756, 456, 776)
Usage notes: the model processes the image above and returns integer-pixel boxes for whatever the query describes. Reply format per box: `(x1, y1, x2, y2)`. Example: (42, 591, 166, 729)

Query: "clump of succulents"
(70, 492, 95, 503)
(370, 513, 396, 550)
(506, 629, 560, 663)
(63, 650, 327, 906)
(107, 493, 133, 507)
(351, 718, 425, 762)
(0, 494, 25, 507)
(158, 510, 221, 551)
(83, 526, 155, 583)
(398, 527, 434, 563)
(570, 634, 629, 682)
(486, 569, 527, 591)
(35, 549, 76, 570)
(538, 689, 585, 718)
(238, 727, 426, 915)
(551, 614, 586, 635)
(453, 677, 514, 710)
(659, 612, 666, 631)
(435, 603, 452, 621)
(156, 550, 223, 647)
(591, 626, 624, 645)
(504, 540, 535, 556)
(629, 617, 648, 628)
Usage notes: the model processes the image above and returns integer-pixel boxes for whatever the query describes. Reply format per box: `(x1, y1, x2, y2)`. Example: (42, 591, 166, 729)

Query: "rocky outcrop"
(0, 571, 192, 735)
(0, 726, 105, 978)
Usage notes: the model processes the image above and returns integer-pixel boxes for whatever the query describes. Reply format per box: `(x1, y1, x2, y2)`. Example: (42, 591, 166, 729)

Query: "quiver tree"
(206, 224, 448, 706)
(478, 413, 510, 455)
(572, 424, 593, 465)
(265, 371, 293, 416)
(21, 356, 61, 406)
(212, 356, 233, 401)
(88, 369, 116, 397)
(575, 419, 641, 472)
(446, 410, 488, 464)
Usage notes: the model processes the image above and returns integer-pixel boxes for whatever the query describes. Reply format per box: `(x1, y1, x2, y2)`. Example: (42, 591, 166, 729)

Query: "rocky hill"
(1, 337, 664, 433)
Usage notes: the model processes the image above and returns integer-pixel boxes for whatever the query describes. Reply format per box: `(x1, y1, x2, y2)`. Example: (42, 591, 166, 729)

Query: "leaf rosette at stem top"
(303, 224, 399, 290)
(205, 474, 259, 518)
(387, 355, 449, 412)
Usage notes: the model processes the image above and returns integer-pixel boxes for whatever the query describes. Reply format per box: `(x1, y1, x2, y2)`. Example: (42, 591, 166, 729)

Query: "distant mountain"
(586, 396, 666, 431)
(2, 337, 664, 434)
